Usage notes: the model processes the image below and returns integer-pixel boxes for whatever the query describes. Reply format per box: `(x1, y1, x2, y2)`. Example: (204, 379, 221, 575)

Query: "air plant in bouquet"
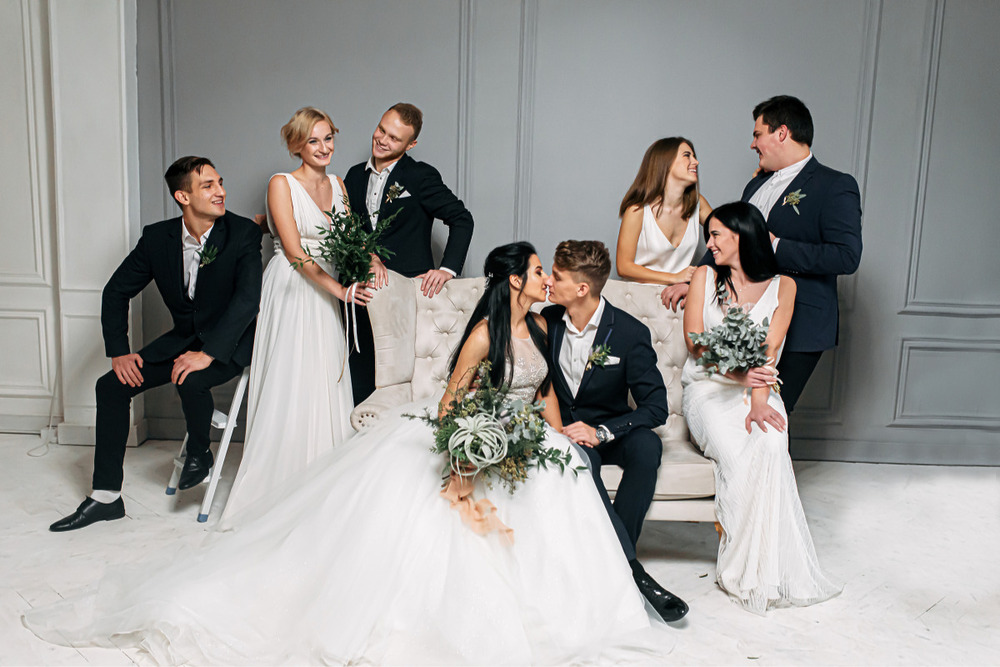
(413, 361, 583, 495)
(687, 283, 780, 393)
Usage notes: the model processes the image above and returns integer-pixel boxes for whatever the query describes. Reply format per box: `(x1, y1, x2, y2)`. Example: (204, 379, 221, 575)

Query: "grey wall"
(136, 0, 1000, 464)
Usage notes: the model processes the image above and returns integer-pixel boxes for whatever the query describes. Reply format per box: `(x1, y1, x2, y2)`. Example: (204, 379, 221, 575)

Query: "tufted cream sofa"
(350, 271, 716, 523)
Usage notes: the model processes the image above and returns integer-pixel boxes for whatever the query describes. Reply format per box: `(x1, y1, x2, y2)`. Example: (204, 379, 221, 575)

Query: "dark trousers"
(348, 306, 376, 406)
(581, 427, 662, 562)
(93, 355, 243, 491)
(776, 350, 824, 414)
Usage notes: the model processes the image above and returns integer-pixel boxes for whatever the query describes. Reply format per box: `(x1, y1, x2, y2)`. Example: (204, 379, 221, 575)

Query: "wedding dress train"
(25, 336, 671, 664)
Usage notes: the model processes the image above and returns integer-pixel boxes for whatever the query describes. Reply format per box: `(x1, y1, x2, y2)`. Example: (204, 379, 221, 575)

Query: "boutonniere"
(585, 344, 612, 372)
(385, 182, 407, 203)
(782, 189, 807, 215)
(197, 244, 218, 268)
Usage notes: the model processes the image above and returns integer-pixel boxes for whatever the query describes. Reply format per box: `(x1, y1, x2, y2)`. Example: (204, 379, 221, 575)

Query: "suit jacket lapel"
(742, 172, 770, 202)
(378, 154, 412, 221)
(165, 218, 186, 301)
(775, 156, 818, 212)
(193, 215, 228, 301)
(575, 305, 615, 400)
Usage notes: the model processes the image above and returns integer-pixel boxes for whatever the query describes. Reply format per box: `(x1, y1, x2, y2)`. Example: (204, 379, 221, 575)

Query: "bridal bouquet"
(413, 362, 581, 495)
(688, 285, 778, 390)
(292, 194, 399, 286)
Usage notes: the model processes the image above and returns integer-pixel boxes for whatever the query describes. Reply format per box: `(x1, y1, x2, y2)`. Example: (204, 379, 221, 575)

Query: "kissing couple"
(26, 240, 684, 664)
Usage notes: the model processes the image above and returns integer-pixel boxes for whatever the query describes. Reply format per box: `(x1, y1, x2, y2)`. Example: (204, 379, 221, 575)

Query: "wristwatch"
(595, 425, 612, 444)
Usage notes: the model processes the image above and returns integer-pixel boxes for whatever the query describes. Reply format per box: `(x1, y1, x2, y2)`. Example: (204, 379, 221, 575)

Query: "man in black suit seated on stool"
(343, 103, 474, 406)
(50, 156, 263, 532)
(542, 240, 688, 622)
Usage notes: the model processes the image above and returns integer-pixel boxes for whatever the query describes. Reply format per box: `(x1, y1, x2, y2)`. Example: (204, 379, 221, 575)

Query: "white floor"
(1, 433, 998, 666)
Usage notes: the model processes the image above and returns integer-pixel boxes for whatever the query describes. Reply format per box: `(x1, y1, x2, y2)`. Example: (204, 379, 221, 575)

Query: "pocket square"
(606, 356, 621, 366)
(395, 191, 411, 199)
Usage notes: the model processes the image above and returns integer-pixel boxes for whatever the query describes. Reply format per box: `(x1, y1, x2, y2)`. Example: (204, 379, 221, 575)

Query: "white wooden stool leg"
(165, 436, 188, 495)
(197, 367, 250, 522)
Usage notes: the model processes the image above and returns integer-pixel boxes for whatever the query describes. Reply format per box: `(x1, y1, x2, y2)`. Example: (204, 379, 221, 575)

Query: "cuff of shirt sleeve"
(440, 267, 457, 277)
(772, 238, 780, 252)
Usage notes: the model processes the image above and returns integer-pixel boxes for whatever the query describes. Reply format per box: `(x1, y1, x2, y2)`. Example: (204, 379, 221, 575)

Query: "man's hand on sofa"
(417, 269, 453, 298)
(563, 421, 599, 447)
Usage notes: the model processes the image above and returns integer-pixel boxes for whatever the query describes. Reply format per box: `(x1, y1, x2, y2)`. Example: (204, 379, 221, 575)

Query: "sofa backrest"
(367, 271, 689, 443)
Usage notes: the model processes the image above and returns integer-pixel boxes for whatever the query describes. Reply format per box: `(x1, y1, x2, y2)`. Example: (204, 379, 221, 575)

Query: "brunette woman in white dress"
(616, 137, 712, 301)
(221, 107, 374, 521)
(681, 201, 840, 614)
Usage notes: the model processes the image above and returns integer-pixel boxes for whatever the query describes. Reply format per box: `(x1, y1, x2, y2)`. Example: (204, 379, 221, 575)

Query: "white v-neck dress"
(681, 267, 841, 614)
(221, 173, 354, 521)
(632, 202, 700, 273)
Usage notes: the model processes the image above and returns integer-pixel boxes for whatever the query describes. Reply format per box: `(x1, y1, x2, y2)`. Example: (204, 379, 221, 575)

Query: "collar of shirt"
(768, 152, 812, 189)
(181, 219, 213, 249)
(562, 296, 606, 337)
(364, 157, 399, 177)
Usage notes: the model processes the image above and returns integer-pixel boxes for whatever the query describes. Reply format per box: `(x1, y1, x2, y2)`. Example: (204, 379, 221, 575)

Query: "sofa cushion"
(599, 438, 715, 500)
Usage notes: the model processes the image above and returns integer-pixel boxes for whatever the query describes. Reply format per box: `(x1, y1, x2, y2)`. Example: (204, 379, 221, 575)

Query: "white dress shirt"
(748, 152, 812, 251)
(181, 220, 214, 300)
(559, 297, 607, 397)
(364, 157, 400, 221)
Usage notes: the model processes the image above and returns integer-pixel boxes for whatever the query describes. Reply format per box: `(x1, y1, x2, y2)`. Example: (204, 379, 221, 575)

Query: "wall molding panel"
(512, 0, 538, 243)
(0, 311, 50, 395)
(891, 337, 1000, 430)
(902, 0, 1000, 318)
(455, 0, 474, 202)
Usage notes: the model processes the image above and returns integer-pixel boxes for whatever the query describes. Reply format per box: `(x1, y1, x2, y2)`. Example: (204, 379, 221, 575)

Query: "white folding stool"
(165, 366, 250, 522)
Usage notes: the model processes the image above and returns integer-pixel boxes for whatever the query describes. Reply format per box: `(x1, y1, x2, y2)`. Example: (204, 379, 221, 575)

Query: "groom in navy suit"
(667, 95, 862, 412)
(343, 103, 474, 405)
(542, 240, 688, 622)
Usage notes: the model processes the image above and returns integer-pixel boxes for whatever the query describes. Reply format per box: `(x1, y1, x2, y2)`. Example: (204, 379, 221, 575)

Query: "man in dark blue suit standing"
(543, 240, 688, 622)
(666, 95, 862, 412)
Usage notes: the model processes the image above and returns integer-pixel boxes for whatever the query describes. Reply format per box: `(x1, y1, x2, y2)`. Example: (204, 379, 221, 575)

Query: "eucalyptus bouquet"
(412, 362, 583, 494)
(293, 194, 399, 286)
(688, 284, 777, 390)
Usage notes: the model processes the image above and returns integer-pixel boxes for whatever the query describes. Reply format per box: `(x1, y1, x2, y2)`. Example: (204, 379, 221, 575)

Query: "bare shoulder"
(465, 320, 491, 352)
(777, 275, 797, 299)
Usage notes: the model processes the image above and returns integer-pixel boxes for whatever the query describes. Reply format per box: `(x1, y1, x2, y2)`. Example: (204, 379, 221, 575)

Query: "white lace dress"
(221, 173, 354, 521)
(24, 336, 671, 664)
(681, 267, 841, 614)
(632, 202, 700, 274)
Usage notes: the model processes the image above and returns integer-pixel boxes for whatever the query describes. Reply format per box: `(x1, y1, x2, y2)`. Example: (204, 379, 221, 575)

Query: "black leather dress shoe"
(178, 450, 213, 490)
(630, 560, 689, 622)
(49, 497, 125, 532)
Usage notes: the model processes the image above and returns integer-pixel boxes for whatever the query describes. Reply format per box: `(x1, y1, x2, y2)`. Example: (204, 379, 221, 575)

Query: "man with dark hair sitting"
(543, 240, 688, 621)
(49, 156, 263, 532)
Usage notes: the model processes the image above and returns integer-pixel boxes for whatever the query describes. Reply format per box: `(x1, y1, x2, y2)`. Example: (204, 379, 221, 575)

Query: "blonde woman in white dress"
(681, 201, 840, 614)
(222, 107, 375, 521)
(616, 137, 712, 301)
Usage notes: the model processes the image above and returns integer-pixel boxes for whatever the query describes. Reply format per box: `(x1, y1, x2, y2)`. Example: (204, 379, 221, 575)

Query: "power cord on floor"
(27, 362, 60, 458)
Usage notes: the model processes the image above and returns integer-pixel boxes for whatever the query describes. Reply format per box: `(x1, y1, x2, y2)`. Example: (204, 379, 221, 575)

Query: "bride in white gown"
(24, 242, 670, 665)
(222, 107, 375, 521)
(681, 202, 840, 615)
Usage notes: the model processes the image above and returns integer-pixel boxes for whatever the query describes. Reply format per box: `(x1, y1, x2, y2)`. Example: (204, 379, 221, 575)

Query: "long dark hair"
(448, 242, 552, 394)
(619, 137, 699, 220)
(705, 202, 779, 303)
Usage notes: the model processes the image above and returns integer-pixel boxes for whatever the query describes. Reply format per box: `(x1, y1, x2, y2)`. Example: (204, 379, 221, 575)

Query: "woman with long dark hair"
(681, 202, 840, 614)
(25, 242, 670, 663)
(616, 137, 712, 292)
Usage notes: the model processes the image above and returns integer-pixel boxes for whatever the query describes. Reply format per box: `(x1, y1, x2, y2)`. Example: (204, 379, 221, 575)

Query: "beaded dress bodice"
(505, 336, 548, 404)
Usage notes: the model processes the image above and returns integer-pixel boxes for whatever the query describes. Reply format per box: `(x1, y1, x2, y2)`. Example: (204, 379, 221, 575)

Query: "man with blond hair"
(344, 103, 474, 405)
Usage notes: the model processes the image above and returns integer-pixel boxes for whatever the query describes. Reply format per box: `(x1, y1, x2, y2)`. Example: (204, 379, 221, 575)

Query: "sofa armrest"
(351, 384, 413, 431)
